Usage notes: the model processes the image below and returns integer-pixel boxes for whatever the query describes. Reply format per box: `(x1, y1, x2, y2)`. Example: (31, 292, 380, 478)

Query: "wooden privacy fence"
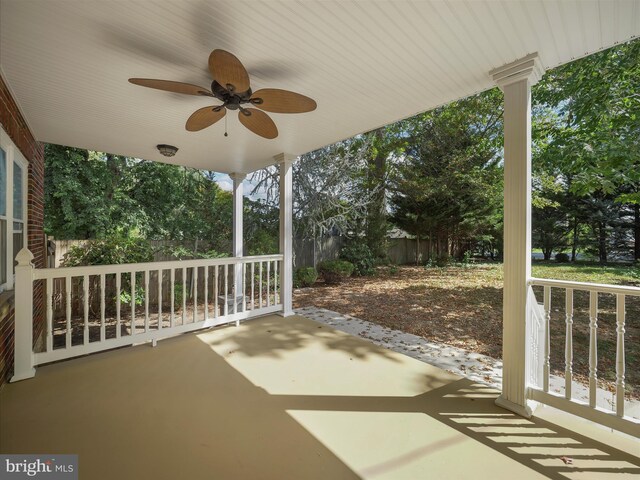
(48, 239, 211, 268)
(293, 236, 431, 267)
(50, 236, 438, 273)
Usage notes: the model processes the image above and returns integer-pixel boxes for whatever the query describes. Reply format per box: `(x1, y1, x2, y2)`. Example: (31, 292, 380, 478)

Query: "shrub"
(339, 243, 375, 276)
(317, 260, 354, 284)
(293, 267, 318, 288)
(62, 234, 153, 267)
(62, 234, 154, 308)
(157, 245, 227, 260)
(555, 253, 570, 263)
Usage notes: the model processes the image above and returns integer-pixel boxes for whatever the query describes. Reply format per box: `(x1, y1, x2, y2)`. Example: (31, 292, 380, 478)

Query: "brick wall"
(0, 74, 46, 386)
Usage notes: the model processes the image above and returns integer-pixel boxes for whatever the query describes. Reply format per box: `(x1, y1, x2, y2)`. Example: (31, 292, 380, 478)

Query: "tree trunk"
(415, 234, 420, 265)
(365, 128, 387, 259)
(635, 204, 640, 262)
(571, 216, 579, 262)
(598, 222, 608, 264)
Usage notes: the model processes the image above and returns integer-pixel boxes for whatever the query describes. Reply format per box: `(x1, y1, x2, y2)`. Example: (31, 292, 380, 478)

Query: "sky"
(214, 172, 268, 202)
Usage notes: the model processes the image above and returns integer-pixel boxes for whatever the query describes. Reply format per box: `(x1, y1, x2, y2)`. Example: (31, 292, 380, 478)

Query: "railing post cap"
(15, 248, 34, 267)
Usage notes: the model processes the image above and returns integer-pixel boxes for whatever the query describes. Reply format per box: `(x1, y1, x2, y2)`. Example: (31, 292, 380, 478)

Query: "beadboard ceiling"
(1, 1, 638, 173)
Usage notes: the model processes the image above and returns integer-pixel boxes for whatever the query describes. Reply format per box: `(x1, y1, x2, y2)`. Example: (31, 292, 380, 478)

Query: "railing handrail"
(33, 254, 284, 280)
(529, 277, 640, 296)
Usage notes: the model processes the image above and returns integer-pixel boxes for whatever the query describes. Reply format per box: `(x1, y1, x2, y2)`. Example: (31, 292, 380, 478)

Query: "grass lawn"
(293, 261, 639, 399)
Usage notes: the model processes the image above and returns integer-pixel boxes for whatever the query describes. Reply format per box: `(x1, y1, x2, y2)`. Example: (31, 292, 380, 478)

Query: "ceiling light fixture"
(157, 144, 178, 157)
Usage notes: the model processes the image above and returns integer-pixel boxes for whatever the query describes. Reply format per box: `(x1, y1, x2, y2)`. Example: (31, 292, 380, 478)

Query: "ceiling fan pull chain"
(224, 114, 228, 137)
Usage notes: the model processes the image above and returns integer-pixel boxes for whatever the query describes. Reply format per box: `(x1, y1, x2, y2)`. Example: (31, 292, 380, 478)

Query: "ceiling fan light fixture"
(157, 144, 178, 157)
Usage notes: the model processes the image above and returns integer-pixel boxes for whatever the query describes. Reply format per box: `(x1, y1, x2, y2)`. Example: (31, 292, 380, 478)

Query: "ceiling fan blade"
(250, 88, 317, 113)
(186, 106, 226, 131)
(129, 78, 213, 96)
(208, 49, 251, 94)
(238, 108, 278, 139)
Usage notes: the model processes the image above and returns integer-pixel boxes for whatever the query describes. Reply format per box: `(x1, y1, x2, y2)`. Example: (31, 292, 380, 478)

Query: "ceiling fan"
(129, 49, 317, 139)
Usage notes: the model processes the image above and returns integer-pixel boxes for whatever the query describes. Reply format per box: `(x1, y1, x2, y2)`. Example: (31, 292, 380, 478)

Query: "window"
(0, 128, 28, 292)
(13, 161, 24, 269)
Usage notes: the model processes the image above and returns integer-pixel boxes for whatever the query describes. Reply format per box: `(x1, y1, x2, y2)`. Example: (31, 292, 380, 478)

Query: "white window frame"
(0, 126, 29, 292)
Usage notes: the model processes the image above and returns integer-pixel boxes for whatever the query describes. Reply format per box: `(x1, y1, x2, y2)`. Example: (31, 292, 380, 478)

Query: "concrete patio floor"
(1, 314, 638, 479)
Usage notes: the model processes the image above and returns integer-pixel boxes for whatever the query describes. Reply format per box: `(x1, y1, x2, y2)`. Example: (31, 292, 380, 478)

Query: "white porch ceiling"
(1, 1, 638, 173)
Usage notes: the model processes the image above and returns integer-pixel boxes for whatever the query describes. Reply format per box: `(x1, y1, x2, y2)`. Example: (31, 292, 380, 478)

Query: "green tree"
(389, 89, 504, 263)
(533, 39, 640, 262)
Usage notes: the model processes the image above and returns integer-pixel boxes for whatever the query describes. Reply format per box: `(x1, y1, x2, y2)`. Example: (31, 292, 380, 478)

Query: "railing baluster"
(224, 263, 229, 316)
(214, 265, 219, 318)
(589, 291, 598, 408)
(157, 269, 162, 330)
(83, 274, 89, 345)
(100, 273, 106, 341)
(116, 272, 121, 338)
(259, 262, 263, 308)
(242, 262, 247, 312)
(266, 261, 271, 307)
(194, 266, 199, 322)
(65, 276, 72, 348)
(182, 267, 186, 325)
(543, 286, 551, 393)
(615, 294, 626, 417)
(144, 270, 149, 332)
(31, 256, 284, 364)
(564, 288, 573, 399)
(251, 262, 255, 310)
(170, 268, 175, 328)
(204, 266, 209, 321)
(233, 262, 237, 316)
(46, 278, 53, 351)
(274, 260, 278, 305)
(46, 278, 53, 352)
(131, 271, 136, 335)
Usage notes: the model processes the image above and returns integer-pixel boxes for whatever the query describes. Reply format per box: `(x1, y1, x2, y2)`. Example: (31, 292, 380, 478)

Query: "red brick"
(0, 74, 45, 386)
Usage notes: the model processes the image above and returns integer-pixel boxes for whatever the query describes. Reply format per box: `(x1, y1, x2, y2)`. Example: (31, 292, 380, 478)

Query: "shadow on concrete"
(2, 314, 638, 479)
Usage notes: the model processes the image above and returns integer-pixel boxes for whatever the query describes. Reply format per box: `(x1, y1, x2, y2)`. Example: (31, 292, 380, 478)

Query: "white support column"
(490, 53, 544, 418)
(230, 172, 245, 318)
(276, 153, 295, 317)
(11, 248, 36, 382)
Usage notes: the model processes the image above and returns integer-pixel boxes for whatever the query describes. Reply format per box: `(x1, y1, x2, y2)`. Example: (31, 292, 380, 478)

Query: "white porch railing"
(12, 250, 283, 380)
(528, 277, 640, 437)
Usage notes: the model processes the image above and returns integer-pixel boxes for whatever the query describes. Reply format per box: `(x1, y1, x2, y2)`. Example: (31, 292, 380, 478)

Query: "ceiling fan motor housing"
(211, 80, 252, 110)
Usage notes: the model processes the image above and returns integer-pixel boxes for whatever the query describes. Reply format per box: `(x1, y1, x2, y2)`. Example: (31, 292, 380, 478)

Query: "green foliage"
(45, 146, 237, 251)
(317, 260, 354, 284)
(340, 242, 375, 276)
(555, 253, 570, 263)
(245, 199, 279, 255)
(61, 233, 153, 308)
(389, 89, 504, 262)
(173, 283, 185, 307)
(158, 244, 227, 260)
(293, 267, 318, 288)
(119, 287, 146, 307)
(62, 234, 153, 267)
(532, 40, 640, 263)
